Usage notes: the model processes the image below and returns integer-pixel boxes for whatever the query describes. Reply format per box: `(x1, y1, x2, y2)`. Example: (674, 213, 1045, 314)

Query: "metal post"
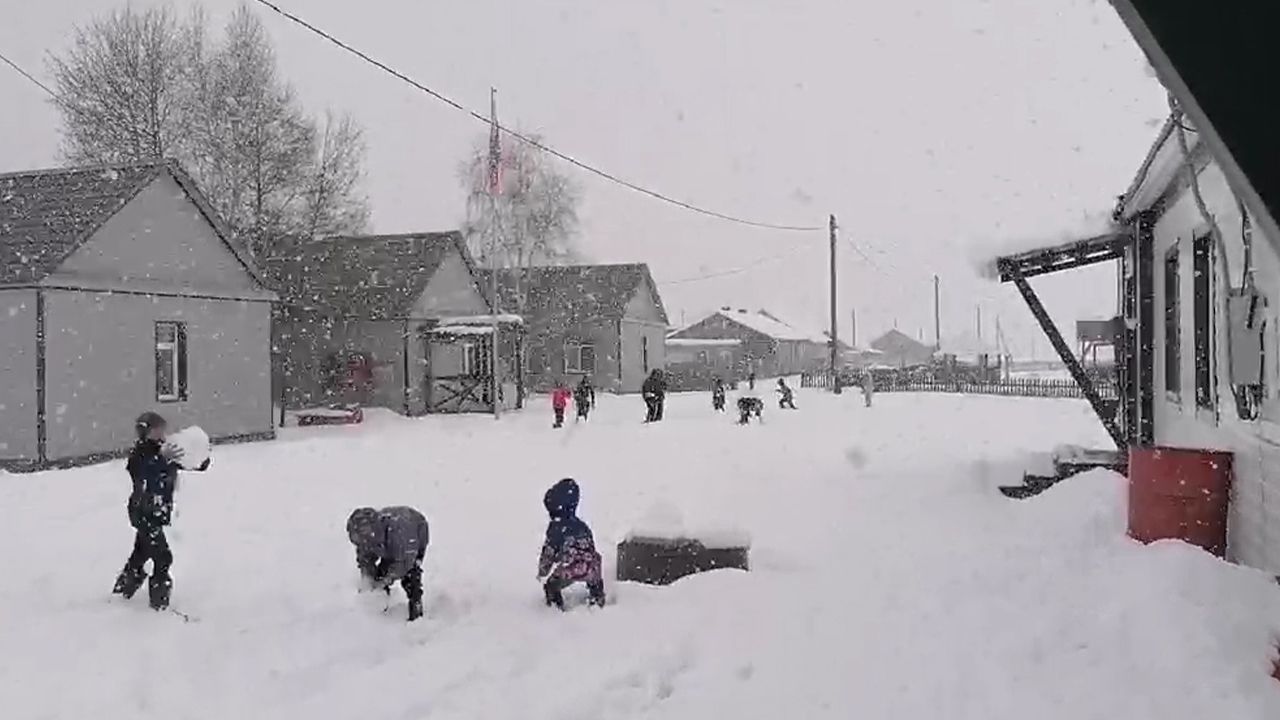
(933, 274, 941, 350)
(488, 87, 502, 419)
(829, 214, 841, 393)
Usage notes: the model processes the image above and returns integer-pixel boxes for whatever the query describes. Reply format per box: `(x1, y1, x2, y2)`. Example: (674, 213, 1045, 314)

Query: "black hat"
(135, 411, 167, 440)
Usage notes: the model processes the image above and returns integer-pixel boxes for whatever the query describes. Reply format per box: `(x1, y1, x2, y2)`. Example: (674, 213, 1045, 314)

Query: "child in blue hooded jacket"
(537, 478, 606, 609)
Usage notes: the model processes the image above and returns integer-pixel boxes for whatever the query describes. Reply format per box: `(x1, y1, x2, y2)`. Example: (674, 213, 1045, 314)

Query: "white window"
(155, 321, 188, 402)
(461, 342, 485, 376)
(565, 342, 596, 374)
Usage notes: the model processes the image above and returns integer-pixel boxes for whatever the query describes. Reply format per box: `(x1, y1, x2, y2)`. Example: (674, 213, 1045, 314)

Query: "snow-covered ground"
(3, 390, 1279, 719)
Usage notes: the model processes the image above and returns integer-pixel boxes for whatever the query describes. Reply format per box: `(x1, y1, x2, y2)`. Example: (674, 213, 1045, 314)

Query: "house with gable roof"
(480, 263, 669, 394)
(264, 231, 524, 415)
(668, 307, 830, 378)
(0, 160, 277, 470)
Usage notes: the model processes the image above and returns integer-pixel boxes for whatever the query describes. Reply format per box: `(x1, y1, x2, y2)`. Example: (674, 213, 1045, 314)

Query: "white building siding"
(42, 290, 273, 461)
(0, 289, 38, 461)
(1149, 156, 1280, 575)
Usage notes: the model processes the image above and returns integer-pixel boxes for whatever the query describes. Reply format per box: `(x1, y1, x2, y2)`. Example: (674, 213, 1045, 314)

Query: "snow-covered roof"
(444, 313, 524, 325)
(431, 325, 493, 336)
(717, 309, 829, 343)
(666, 338, 742, 347)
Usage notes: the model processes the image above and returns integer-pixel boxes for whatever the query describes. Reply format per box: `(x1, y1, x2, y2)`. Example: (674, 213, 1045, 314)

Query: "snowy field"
(3, 390, 1279, 719)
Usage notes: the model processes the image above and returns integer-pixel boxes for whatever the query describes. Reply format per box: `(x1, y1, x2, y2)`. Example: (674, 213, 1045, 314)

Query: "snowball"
(166, 426, 211, 470)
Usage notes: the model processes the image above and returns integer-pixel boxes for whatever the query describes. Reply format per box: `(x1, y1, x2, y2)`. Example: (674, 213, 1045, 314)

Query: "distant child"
(737, 396, 764, 425)
(551, 381, 572, 428)
(711, 377, 726, 412)
(574, 376, 595, 422)
(537, 478, 606, 610)
(346, 506, 430, 621)
(776, 378, 797, 410)
(863, 371, 876, 408)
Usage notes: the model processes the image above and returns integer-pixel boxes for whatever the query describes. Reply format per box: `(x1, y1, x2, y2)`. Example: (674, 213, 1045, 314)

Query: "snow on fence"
(800, 372, 1119, 400)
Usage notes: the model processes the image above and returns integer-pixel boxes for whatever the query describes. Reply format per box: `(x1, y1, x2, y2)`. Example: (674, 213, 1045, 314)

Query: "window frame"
(564, 341, 596, 375)
(1163, 244, 1181, 401)
(155, 321, 189, 403)
(1193, 234, 1215, 411)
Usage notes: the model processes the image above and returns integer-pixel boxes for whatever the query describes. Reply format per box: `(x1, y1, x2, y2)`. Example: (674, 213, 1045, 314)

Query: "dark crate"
(616, 536, 750, 586)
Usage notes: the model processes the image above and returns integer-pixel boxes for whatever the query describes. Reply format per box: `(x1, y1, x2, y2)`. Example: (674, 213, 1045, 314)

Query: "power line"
(0, 49, 55, 97)
(658, 241, 819, 285)
(253, 0, 823, 233)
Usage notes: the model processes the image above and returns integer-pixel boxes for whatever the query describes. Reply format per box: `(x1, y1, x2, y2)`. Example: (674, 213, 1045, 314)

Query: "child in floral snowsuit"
(537, 478, 606, 609)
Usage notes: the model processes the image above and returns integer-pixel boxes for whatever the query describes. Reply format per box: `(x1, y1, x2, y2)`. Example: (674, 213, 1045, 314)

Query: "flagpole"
(487, 88, 502, 419)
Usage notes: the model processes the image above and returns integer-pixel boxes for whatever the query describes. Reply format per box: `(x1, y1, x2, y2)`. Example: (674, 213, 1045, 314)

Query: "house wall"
(47, 174, 263, 298)
(525, 319, 619, 392)
(276, 314, 409, 412)
(411, 248, 490, 317)
(0, 289, 38, 462)
(670, 314, 778, 378)
(618, 286, 667, 392)
(1148, 156, 1280, 575)
(42, 290, 273, 461)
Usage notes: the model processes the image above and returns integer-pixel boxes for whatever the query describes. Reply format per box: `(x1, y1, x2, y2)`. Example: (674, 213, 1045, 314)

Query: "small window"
(1164, 246, 1181, 398)
(565, 342, 596, 374)
(1193, 236, 1214, 410)
(156, 321, 188, 402)
(461, 342, 480, 376)
(697, 350, 709, 364)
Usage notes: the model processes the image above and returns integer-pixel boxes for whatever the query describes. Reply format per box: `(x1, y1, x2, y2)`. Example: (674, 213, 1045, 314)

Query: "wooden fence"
(800, 372, 1119, 401)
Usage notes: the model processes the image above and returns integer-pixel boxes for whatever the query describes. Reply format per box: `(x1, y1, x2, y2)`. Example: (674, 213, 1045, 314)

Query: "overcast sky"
(1, 0, 1168, 356)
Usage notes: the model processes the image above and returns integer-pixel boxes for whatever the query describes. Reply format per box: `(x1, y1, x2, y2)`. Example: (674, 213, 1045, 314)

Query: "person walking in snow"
(711, 376, 726, 412)
(346, 506, 430, 622)
(748, 370, 756, 390)
(776, 378, 797, 410)
(573, 376, 595, 422)
(112, 411, 209, 611)
(641, 369, 668, 423)
(537, 478, 606, 610)
(551, 380, 572, 428)
(862, 370, 876, 408)
(737, 396, 764, 425)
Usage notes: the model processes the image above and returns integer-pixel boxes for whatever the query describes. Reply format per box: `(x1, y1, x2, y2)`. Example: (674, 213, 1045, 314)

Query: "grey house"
(0, 161, 277, 470)
(265, 232, 523, 415)
(482, 264, 668, 393)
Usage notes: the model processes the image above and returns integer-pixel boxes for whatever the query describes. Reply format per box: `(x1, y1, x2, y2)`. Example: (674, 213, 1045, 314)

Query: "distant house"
(264, 232, 523, 415)
(665, 337, 743, 391)
(0, 160, 277, 470)
(869, 329, 936, 368)
(481, 264, 668, 393)
(669, 307, 829, 377)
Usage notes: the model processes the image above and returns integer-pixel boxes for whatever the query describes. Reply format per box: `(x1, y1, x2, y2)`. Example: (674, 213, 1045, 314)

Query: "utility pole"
(976, 305, 983, 343)
(850, 307, 857, 348)
(487, 87, 502, 419)
(933, 274, 941, 350)
(828, 214, 841, 392)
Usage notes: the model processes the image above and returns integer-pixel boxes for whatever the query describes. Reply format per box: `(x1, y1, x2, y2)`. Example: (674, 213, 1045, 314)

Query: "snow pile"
(1, 392, 1277, 719)
(626, 500, 752, 548)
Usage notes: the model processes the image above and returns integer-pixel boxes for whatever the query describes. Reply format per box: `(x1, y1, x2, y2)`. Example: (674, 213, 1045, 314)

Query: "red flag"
(487, 89, 502, 195)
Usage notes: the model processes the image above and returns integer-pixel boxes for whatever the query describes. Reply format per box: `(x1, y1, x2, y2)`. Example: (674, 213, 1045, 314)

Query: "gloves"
(161, 442, 186, 463)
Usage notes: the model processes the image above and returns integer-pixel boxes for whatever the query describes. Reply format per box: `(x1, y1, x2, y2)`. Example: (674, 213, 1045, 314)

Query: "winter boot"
(587, 581, 607, 608)
(148, 574, 172, 611)
(543, 578, 565, 611)
(112, 566, 146, 599)
(408, 599, 423, 622)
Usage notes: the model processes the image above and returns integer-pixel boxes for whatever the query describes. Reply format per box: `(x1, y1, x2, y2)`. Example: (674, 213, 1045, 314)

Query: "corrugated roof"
(478, 263, 668, 327)
(261, 232, 479, 319)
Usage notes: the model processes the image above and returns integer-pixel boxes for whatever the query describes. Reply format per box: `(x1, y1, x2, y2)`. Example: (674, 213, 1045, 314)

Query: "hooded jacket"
(346, 506, 430, 584)
(537, 479, 601, 581)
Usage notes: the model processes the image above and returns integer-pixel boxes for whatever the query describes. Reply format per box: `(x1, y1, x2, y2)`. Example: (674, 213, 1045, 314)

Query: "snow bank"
(2, 392, 1278, 719)
(625, 500, 752, 548)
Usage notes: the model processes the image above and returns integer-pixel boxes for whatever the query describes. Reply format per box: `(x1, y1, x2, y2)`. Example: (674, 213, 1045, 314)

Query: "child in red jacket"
(551, 381, 572, 428)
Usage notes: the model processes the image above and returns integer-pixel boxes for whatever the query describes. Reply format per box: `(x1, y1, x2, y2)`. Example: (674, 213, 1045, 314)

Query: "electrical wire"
(0, 49, 55, 97)
(253, 0, 824, 233)
(658, 241, 819, 285)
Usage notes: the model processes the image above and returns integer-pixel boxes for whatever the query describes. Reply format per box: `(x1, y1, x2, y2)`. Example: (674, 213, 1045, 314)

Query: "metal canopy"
(995, 231, 1130, 282)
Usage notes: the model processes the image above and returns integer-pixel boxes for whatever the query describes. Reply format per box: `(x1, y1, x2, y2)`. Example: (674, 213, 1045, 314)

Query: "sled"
(295, 404, 364, 426)
(998, 446, 1126, 499)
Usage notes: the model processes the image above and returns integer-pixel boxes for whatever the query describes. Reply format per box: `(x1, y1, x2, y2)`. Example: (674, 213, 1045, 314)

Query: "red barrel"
(1128, 446, 1233, 557)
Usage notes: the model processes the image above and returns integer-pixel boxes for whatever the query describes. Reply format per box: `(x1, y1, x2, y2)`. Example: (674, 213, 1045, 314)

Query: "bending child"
(537, 478, 606, 610)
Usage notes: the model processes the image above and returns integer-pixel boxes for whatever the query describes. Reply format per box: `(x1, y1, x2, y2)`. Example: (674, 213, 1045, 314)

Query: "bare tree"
(460, 133, 581, 312)
(299, 111, 370, 239)
(48, 6, 194, 164)
(47, 2, 370, 259)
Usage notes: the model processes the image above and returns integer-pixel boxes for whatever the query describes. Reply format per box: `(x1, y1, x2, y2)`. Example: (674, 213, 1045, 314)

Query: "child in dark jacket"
(346, 505, 431, 621)
(551, 382, 572, 428)
(537, 478, 606, 609)
(573, 376, 595, 421)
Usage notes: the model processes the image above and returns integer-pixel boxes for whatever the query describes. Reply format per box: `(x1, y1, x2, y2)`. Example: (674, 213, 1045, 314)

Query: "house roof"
(870, 329, 935, 356)
(478, 263, 668, 327)
(0, 160, 263, 287)
(710, 308, 828, 343)
(261, 231, 480, 319)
